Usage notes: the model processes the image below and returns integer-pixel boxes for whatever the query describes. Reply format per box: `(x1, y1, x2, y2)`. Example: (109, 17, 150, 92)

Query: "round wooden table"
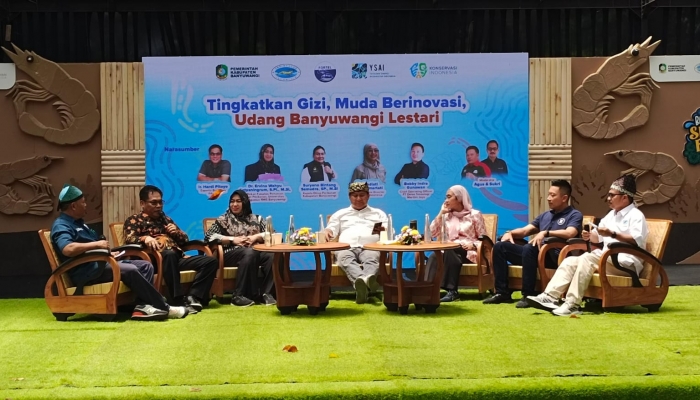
(363, 241, 460, 314)
(253, 242, 350, 315)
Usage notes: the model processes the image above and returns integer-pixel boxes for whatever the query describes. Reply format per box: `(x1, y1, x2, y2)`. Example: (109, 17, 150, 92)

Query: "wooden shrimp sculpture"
(573, 37, 661, 140)
(1, 43, 100, 145)
(606, 150, 685, 206)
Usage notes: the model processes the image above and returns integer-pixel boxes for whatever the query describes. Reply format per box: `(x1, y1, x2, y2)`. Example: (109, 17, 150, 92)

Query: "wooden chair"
(556, 218, 672, 311)
(39, 229, 150, 321)
(456, 214, 497, 294)
(109, 222, 214, 299)
(507, 215, 596, 291)
(202, 218, 235, 300)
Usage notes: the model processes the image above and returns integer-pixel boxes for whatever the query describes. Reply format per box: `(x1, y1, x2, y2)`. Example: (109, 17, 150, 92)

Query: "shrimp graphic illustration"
(208, 189, 225, 200)
(573, 37, 661, 140)
(0, 155, 62, 215)
(1, 44, 100, 145)
(606, 150, 684, 206)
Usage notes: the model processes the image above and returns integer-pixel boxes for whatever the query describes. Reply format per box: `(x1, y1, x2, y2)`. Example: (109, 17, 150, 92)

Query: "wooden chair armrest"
(181, 240, 213, 256)
(536, 240, 568, 286)
(598, 244, 667, 288)
(46, 252, 122, 298)
(475, 236, 494, 275)
(557, 242, 588, 264)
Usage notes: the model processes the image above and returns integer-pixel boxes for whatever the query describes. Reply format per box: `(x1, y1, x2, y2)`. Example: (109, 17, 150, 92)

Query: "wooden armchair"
(556, 218, 671, 311)
(39, 229, 150, 321)
(109, 222, 214, 299)
(456, 214, 497, 294)
(202, 218, 235, 300)
(507, 215, 597, 291)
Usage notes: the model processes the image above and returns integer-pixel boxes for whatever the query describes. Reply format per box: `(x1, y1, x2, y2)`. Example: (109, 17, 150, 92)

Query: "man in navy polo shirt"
(483, 180, 582, 308)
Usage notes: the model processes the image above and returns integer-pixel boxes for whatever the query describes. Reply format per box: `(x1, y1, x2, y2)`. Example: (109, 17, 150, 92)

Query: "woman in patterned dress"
(204, 189, 275, 307)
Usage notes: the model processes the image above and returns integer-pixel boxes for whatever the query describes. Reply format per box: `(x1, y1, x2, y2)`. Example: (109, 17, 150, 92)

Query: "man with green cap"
(324, 181, 387, 303)
(50, 184, 188, 320)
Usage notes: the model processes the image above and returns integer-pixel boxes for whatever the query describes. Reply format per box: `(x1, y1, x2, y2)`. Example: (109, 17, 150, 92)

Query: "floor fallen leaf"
(283, 345, 291, 351)
(10, 378, 24, 381)
(189, 387, 201, 392)
(288, 345, 298, 353)
(570, 314, 580, 319)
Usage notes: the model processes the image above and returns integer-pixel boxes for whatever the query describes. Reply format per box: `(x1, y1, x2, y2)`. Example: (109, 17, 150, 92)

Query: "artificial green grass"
(2, 286, 700, 399)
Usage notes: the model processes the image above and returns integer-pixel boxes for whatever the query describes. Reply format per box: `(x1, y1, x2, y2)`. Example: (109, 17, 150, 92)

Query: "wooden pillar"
(100, 62, 145, 244)
(529, 58, 572, 220)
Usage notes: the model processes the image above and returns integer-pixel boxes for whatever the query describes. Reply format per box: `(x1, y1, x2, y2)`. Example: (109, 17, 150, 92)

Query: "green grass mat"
(2, 286, 699, 399)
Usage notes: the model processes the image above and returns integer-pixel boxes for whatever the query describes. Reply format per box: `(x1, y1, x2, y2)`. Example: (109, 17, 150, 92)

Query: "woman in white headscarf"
(426, 185, 487, 302)
(350, 143, 386, 183)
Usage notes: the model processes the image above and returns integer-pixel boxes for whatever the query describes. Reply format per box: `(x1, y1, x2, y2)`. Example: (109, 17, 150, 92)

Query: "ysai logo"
(272, 64, 300, 81)
(352, 63, 367, 79)
(314, 63, 336, 83)
(682, 108, 700, 165)
(410, 62, 427, 78)
(216, 64, 228, 80)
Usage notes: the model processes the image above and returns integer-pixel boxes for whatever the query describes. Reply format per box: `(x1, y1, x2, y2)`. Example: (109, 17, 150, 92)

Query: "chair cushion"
(180, 270, 196, 283)
(460, 264, 479, 276)
(65, 281, 131, 296)
(590, 274, 649, 287)
(223, 267, 238, 280)
(507, 265, 555, 280)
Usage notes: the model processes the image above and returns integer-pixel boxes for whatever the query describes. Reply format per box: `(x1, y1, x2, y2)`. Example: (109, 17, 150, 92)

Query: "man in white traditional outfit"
(325, 182, 388, 304)
(527, 175, 648, 316)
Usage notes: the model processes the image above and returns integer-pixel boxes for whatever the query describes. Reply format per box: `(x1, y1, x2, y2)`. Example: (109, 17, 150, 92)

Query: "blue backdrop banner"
(143, 54, 530, 269)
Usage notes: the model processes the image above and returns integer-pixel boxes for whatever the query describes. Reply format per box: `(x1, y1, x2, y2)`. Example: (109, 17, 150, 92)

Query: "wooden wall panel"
(529, 58, 572, 220)
(100, 62, 146, 241)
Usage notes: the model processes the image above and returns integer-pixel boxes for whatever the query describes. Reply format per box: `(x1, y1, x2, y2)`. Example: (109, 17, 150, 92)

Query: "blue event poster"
(144, 54, 529, 269)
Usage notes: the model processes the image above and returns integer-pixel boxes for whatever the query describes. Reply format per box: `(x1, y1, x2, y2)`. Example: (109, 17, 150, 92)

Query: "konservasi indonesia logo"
(410, 63, 427, 78)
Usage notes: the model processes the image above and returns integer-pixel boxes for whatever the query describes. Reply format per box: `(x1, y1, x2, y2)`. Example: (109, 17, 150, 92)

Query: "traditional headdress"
(610, 174, 636, 197)
(348, 181, 370, 194)
(57, 184, 84, 211)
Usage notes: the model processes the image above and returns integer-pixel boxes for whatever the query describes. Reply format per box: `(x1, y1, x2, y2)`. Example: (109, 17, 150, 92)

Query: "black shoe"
(515, 298, 530, 308)
(185, 305, 199, 315)
(440, 290, 459, 302)
(261, 293, 276, 306)
(482, 293, 513, 304)
(232, 295, 255, 307)
(186, 295, 203, 312)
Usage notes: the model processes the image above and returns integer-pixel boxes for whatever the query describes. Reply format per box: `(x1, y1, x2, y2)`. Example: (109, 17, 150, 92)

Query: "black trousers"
(492, 241, 558, 296)
(223, 247, 274, 299)
(426, 247, 469, 291)
(159, 250, 218, 301)
(91, 259, 168, 310)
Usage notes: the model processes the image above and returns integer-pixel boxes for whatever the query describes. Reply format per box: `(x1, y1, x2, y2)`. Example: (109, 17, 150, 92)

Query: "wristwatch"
(611, 231, 617, 239)
(545, 230, 550, 237)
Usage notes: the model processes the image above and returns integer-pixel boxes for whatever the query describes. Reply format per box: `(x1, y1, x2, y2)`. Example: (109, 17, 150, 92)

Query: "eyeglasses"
(606, 193, 624, 199)
(487, 147, 498, 151)
(210, 152, 222, 156)
(146, 200, 164, 206)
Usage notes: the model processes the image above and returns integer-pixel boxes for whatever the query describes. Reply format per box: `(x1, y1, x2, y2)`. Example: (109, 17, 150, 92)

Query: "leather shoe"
(482, 293, 513, 304)
(186, 295, 203, 312)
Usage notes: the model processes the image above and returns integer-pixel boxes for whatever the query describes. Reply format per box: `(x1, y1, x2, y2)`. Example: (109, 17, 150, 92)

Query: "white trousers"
(544, 252, 630, 306)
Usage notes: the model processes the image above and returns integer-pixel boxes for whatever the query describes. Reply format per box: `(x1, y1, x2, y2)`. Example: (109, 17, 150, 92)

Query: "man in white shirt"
(527, 174, 648, 316)
(325, 181, 388, 303)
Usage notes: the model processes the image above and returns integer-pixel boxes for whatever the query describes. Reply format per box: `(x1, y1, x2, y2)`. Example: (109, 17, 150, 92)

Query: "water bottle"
(424, 213, 431, 243)
(387, 214, 394, 241)
(319, 214, 325, 232)
(288, 215, 295, 237)
(440, 214, 448, 243)
(265, 215, 273, 246)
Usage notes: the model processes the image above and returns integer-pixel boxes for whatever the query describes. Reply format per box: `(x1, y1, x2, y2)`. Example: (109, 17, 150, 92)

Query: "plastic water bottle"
(319, 214, 325, 232)
(440, 214, 448, 243)
(387, 214, 394, 241)
(424, 214, 431, 243)
(265, 216, 274, 246)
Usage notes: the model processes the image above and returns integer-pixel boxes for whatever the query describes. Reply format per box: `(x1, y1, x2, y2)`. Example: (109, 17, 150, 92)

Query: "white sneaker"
(167, 305, 189, 319)
(525, 293, 560, 311)
(552, 302, 582, 317)
(354, 277, 368, 304)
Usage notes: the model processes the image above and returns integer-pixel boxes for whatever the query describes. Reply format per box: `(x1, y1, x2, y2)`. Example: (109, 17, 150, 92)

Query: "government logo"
(352, 63, 367, 79)
(272, 64, 301, 81)
(410, 62, 427, 78)
(314, 63, 336, 83)
(216, 64, 228, 80)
